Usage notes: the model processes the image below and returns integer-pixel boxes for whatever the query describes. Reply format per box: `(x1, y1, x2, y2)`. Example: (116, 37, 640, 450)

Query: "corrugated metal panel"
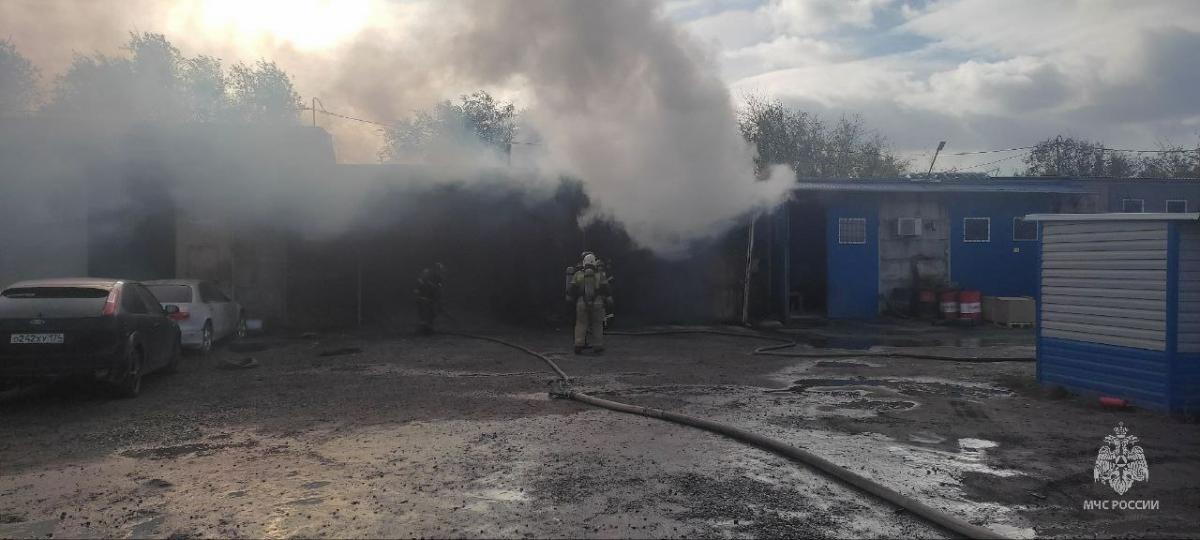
(1043, 249, 1167, 261)
(1038, 221, 1171, 235)
(1042, 230, 1169, 243)
(1180, 224, 1200, 353)
(1041, 221, 1168, 351)
(1039, 337, 1169, 409)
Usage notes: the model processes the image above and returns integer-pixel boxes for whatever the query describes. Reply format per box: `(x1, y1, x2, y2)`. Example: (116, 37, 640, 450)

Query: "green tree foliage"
(1135, 144, 1200, 178)
(46, 32, 300, 124)
(228, 60, 302, 124)
(0, 39, 40, 116)
(1022, 136, 1136, 177)
(737, 95, 908, 178)
(1023, 136, 1199, 178)
(380, 91, 516, 163)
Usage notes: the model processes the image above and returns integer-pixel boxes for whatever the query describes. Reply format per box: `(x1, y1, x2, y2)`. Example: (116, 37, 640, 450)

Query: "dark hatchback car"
(0, 278, 181, 397)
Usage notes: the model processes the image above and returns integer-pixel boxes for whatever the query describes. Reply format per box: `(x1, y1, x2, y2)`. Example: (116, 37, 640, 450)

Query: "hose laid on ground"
(607, 328, 1035, 363)
(443, 329, 1008, 540)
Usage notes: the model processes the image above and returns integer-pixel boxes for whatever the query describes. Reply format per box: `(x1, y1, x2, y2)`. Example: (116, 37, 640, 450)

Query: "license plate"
(9, 333, 65, 344)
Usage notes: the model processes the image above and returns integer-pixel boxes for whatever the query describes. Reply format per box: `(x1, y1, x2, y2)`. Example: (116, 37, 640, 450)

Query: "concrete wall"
(175, 217, 288, 329)
(877, 194, 948, 300)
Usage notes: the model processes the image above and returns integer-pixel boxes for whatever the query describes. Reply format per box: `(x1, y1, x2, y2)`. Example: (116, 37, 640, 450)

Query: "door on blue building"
(787, 199, 827, 317)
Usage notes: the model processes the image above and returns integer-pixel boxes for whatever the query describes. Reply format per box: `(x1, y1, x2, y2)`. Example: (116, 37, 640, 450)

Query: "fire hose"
(440, 329, 1011, 539)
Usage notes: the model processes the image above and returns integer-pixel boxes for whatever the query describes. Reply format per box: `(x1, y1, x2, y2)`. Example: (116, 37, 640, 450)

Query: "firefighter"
(414, 263, 445, 334)
(569, 253, 609, 354)
(596, 258, 614, 329)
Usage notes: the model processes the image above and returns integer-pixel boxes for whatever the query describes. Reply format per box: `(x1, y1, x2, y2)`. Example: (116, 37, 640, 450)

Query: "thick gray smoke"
(348, 1, 797, 255)
(0, 0, 795, 257)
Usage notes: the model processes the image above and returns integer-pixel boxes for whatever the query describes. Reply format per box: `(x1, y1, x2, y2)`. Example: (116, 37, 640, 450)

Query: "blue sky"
(664, 0, 1200, 173)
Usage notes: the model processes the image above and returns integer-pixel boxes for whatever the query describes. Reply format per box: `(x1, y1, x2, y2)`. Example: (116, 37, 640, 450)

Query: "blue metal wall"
(1104, 182, 1200, 213)
(1038, 337, 1171, 409)
(949, 193, 1052, 297)
(826, 197, 879, 318)
(1172, 353, 1200, 415)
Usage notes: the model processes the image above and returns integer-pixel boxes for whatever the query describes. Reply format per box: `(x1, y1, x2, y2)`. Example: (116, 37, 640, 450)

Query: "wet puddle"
(767, 377, 1010, 400)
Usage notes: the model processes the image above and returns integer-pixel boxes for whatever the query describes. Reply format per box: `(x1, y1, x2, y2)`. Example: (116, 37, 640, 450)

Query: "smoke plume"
(0, 0, 795, 256)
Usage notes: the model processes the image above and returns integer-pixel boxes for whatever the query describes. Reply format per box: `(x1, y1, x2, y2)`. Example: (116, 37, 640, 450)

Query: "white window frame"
(1012, 216, 1038, 241)
(1121, 198, 1145, 213)
(963, 217, 991, 243)
(837, 218, 867, 245)
(1166, 199, 1188, 213)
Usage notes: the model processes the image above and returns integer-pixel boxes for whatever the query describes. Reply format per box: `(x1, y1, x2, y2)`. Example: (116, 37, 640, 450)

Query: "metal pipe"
(927, 141, 947, 175)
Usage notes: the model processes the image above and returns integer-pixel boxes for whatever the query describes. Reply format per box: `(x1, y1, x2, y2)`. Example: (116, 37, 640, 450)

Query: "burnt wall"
(283, 174, 750, 330)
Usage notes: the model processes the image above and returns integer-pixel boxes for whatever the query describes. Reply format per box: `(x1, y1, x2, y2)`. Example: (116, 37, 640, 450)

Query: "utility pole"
(311, 97, 324, 127)
(926, 141, 946, 175)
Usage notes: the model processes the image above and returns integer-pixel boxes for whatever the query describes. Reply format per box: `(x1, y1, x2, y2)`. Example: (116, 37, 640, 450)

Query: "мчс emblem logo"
(1094, 422, 1149, 495)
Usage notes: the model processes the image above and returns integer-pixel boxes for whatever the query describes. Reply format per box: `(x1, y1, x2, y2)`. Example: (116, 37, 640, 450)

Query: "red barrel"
(917, 289, 937, 319)
(958, 290, 982, 323)
(938, 290, 959, 319)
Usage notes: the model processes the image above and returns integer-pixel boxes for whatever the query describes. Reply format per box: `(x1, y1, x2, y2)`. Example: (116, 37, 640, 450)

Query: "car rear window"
(0, 287, 110, 318)
(145, 284, 193, 303)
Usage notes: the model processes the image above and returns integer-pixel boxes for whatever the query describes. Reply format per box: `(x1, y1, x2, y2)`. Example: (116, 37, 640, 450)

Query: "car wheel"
(114, 347, 143, 398)
(163, 336, 181, 373)
(200, 321, 213, 354)
(235, 314, 247, 339)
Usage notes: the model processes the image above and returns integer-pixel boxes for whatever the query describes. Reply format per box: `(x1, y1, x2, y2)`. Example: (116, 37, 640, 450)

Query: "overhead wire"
(301, 101, 1199, 158)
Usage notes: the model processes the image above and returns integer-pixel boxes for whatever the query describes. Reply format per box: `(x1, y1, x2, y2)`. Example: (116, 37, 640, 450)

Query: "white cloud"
(707, 0, 1200, 155)
(769, 0, 896, 35)
(719, 35, 844, 79)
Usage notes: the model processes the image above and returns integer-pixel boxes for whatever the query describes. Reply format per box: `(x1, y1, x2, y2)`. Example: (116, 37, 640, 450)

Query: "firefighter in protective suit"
(414, 263, 445, 335)
(569, 253, 610, 354)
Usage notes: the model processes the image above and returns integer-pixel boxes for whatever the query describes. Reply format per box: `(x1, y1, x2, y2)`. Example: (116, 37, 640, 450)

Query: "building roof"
(792, 179, 1095, 194)
(790, 174, 1200, 195)
(1025, 212, 1200, 222)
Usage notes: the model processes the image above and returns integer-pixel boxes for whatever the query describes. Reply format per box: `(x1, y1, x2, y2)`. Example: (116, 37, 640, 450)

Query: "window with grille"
(1122, 199, 1145, 213)
(838, 218, 867, 245)
(1166, 200, 1188, 213)
(1013, 217, 1038, 241)
(964, 217, 990, 242)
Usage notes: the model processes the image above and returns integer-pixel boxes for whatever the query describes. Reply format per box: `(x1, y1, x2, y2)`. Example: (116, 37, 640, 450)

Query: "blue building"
(760, 176, 1200, 320)
(1029, 213, 1200, 415)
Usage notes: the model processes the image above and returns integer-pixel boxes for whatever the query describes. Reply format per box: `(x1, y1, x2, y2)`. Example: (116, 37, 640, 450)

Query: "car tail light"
(168, 309, 189, 321)
(101, 284, 122, 316)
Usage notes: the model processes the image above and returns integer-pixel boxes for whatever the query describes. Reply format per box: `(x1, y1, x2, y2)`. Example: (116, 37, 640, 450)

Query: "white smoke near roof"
(387, 1, 795, 255)
(0, 0, 795, 256)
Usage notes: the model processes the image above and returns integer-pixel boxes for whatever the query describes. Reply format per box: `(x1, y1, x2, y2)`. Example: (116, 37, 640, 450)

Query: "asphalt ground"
(1, 326, 1196, 538)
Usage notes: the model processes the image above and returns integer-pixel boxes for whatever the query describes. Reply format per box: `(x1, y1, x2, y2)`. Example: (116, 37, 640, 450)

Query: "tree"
(46, 32, 301, 124)
(737, 95, 908, 178)
(181, 55, 228, 122)
(227, 60, 302, 124)
(1136, 143, 1200, 178)
(0, 39, 39, 116)
(1021, 136, 1136, 177)
(380, 91, 517, 163)
(47, 32, 188, 121)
